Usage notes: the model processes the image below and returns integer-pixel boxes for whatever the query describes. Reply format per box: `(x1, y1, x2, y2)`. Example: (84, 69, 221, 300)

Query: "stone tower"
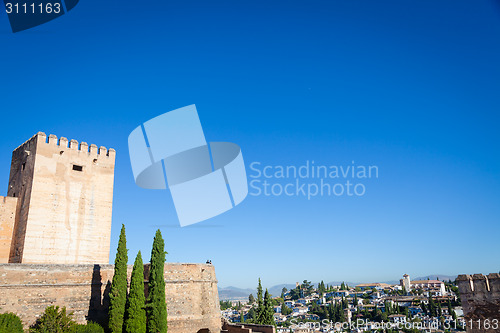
(400, 274, 411, 292)
(457, 273, 500, 333)
(1, 132, 115, 264)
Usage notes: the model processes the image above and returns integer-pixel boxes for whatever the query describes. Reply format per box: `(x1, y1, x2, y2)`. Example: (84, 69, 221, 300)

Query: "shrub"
(30, 305, 76, 333)
(69, 322, 105, 333)
(0, 312, 23, 333)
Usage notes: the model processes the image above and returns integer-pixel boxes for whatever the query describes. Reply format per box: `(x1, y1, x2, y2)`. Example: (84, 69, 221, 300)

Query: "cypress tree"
(421, 302, 427, 315)
(124, 251, 146, 333)
(256, 278, 263, 322)
(109, 224, 128, 333)
(260, 289, 275, 326)
(146, 229, 168, 333)
(429, 294, 436, 317)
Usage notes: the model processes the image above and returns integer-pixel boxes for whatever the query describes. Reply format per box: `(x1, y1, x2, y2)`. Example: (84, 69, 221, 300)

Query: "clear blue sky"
(0, 0, 499, 289)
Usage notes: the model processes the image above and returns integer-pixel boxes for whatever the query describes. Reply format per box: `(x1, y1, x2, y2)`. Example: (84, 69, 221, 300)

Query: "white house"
(389, 314, 407, 324)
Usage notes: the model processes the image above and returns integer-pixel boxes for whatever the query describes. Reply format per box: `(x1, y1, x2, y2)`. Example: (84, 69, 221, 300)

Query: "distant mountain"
(219, 274, 458, 300)
(326, 281, 360, 288)
(413, 274, 457, 282)
(268, 284, 296, 297)
(218, 286, 255, 301)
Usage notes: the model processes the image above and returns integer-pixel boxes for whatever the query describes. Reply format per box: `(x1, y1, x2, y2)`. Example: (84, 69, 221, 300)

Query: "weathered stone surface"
(0, 263, 221, 333)
(457, 273, 500, 333)
(7, 132, 115, 264)
(0, 196, 18, 262)
(0, 134, 222, 332)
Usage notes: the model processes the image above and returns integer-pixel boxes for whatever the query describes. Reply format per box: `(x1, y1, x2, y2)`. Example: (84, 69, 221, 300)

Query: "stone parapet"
(0, 263, 221, 333)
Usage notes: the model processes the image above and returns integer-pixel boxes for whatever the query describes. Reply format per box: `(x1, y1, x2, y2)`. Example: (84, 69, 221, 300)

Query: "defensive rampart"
(456, 273, 500, 333)
(0, 263, 221, 333)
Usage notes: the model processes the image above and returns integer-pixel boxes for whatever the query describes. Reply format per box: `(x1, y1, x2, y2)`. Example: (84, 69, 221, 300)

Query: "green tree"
(289, 287, 301, 300)
(428, 294, 437, 317)
(338, 303, 346, 322)
(219, 301, 232, 310)
(384, 301, 391, 315)
(249, 294, 255, 304)
(69, 322, 105, 333)
(448, 299, 457, 320)
(280, 287, 287, 299)
(281, 303, 292, 316)
(301, 280, 313, 296)
(247, 308, 255, 320)
(108, 224, 128, 333)
(30, 306, 75, 333)
(256, 278, 264, 320)
(124, 251, 146, 333)
(146, 229, 168, 333)
(421, 302, 427, 315)
(258, 289, 275, 326)
(0, 312, 23, 333)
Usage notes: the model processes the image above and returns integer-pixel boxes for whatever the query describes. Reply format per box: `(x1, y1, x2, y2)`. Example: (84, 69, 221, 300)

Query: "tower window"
(22, 162, 26, 170)
(73, 165, 83, 172)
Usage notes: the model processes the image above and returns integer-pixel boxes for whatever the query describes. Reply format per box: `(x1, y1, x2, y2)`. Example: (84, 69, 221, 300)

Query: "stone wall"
(7, 132, 115, 264)
(7, 134, 38, 263)
(222, 322, 276, 333)
(0, 196, 18, 262)
(456, 273, 500, 333)
(0, 263, 221, 333)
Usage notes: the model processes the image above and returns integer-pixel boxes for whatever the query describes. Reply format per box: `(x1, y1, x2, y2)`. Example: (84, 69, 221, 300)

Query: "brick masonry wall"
(0, 263, 221, 333)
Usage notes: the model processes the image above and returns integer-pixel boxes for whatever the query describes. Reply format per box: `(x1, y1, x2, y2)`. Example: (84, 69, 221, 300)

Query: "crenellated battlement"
(0, 195, 18, 205)
(13, 132, 116, 158)
(456, 273, 500, 293)
(6, 132, 116, 265)
(457, 273, 500, 332)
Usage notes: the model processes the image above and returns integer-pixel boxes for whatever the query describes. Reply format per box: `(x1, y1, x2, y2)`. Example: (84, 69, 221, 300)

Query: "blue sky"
(0, 0, 499, 289)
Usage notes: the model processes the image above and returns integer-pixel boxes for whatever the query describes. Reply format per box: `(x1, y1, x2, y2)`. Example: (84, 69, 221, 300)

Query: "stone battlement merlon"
(456, 273, 500, 293)
(12, 132, 116, 158)
(457, 273, 500, 331)
(0, 195, 18, 204)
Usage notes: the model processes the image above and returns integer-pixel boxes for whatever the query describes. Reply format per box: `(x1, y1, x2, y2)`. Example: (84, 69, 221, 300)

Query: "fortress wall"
(0, 196, 18, 263)
(0, 263, 221, 333)
(8, 133, 116, 264)
(8, 133, 39, 263)
(456, 273, 500, 333)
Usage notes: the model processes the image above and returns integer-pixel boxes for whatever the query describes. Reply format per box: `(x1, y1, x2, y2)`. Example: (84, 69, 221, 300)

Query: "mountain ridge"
(218, 274, 458, 300)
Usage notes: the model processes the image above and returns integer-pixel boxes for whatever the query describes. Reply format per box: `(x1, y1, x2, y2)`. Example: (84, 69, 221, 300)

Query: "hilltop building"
(400, 274, 447, 296)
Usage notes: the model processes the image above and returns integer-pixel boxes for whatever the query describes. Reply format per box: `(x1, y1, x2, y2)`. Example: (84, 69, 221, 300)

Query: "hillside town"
(221, 274, 467, 332)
